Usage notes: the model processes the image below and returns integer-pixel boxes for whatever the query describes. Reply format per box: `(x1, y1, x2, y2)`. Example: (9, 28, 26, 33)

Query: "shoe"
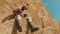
(31, 27, 39, 32)
(18, 26, 22, 32)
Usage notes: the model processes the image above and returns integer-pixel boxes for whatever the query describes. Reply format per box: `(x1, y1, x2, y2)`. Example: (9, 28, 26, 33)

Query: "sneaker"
(31, 27, 39, 32)
(17, 26, 22, 32)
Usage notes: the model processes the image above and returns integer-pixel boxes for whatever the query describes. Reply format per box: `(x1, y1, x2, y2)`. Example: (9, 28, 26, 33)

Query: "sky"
(42, 0, 60, 21)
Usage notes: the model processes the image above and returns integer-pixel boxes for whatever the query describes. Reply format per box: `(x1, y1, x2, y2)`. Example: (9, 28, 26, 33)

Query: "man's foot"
(31, 27, 39, 33)
(18, 26, 22, 32)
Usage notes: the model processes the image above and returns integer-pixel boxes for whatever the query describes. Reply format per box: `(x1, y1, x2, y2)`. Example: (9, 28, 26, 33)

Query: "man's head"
(21, 6, 27, 11)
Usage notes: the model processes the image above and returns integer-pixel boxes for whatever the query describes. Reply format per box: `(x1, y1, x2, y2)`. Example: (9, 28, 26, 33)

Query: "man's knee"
(17, 15, 22, 20)
(28, 17, 32, 22)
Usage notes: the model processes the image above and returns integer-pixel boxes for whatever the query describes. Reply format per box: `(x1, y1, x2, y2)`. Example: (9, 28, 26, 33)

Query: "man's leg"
(28, 22, 39, 32)
(15, 15, 22, 32)
(26, 17, 39, 32)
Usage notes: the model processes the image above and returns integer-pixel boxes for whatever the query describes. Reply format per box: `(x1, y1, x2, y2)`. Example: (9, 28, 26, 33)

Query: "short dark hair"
(21, 6, 27, 11)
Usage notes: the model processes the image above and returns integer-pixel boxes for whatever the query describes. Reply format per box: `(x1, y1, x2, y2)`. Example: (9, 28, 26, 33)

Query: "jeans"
(15, 15, 22, 27)
(15, 19, 21, 27)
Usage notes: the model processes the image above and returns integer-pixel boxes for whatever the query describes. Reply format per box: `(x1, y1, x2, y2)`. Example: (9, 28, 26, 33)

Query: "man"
(13, 6, 39, 32)
(24, 14, 39, 32)
(13, 6, 27, 32)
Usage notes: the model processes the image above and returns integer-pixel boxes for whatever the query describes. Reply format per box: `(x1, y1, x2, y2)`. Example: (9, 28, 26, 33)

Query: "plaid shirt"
(13, 8, 23, 17)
